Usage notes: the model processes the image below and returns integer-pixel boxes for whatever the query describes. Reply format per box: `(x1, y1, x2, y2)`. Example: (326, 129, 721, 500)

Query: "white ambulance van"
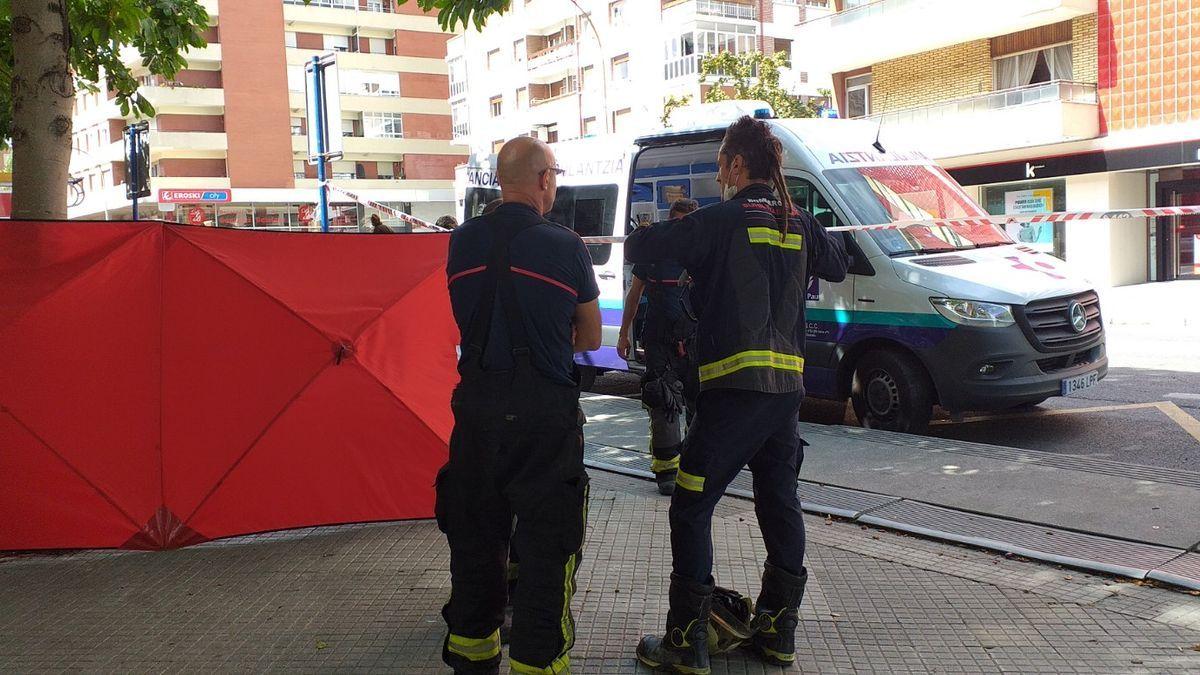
(456, 108, 1107, 433)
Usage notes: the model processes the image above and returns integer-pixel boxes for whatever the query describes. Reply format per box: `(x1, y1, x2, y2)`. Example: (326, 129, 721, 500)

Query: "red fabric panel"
(0, 412, 140, 548)
(160, 230, 333, 525)
(0, 224, 163, 536)
(0, 221, 457, 551)
(188, 363, 448, 535)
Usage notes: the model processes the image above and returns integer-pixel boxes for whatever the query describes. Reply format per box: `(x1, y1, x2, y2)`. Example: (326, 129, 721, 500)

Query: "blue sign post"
(305, 54, 343, 233)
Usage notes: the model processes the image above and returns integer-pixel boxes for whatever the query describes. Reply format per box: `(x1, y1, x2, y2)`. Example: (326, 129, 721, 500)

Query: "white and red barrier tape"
(322, 183, 449, 232)
(578, 205, 1200, 244)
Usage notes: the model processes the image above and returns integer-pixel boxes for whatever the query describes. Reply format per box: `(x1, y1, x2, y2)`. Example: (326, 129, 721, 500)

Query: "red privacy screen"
(0, 221, 457, 550)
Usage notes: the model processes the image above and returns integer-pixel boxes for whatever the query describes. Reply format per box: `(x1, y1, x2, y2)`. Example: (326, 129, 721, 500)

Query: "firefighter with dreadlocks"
(628, 116, 848, 673)
(617, 197, 700, 495)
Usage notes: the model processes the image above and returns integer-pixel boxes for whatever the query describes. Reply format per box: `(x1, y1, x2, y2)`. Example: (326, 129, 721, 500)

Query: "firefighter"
(440, 136, 601, 674)
(628, 117, 849, 673)
(617, 197, 701, 495)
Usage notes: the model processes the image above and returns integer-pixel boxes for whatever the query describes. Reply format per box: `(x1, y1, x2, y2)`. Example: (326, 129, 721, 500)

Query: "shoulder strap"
(459, 218, 540, 367)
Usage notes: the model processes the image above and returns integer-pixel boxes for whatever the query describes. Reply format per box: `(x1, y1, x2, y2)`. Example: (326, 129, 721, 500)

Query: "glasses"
(540, 165, 566, 177)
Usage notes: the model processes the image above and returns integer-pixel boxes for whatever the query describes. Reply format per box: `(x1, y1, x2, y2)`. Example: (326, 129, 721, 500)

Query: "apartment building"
(68, 0, 465, 229)
(446, 0, 831, 157)
(799, 0, 1200, 286)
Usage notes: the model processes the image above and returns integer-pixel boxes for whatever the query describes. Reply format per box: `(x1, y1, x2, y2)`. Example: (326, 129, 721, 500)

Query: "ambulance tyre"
(851, 349, 933, 435)
(579, 366, 598, 392)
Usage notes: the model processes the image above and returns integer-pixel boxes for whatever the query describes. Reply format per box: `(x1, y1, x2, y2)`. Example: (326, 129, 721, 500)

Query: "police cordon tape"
(321, 183, 450, 232)
(577, 205, 1200, 245)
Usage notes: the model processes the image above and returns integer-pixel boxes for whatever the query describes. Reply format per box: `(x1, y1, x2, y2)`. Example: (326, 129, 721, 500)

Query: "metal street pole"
(311, 55, 331, 233)
(129, 125, 139, 221)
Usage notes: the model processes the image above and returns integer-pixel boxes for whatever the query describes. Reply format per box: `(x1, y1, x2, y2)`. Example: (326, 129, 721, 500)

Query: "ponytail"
(720, 116, 791, 240)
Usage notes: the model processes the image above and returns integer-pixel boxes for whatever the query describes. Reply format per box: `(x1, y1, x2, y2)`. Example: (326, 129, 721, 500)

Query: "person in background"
(616, 197, 700, 495)
(628, 116, 848, 673)
(440, 136, 600, 675)
(436, 215, 460, 230)
(369, 213, 392, 234)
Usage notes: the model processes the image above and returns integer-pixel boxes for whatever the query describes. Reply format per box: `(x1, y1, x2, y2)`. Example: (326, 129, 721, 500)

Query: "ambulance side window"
(547, 184, 618, 265)
(786, 176, 844, 230)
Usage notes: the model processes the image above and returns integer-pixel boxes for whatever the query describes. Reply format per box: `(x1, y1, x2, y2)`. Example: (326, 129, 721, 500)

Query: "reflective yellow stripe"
(651, 455, 680, 473)
(746, 227, 803, 251)
(676, 469, 705, 492)
(446, 630, 500, 661)
(759, 645, 795, 663)
(698, 350, 805, 383)
(510, 654, 572, 674)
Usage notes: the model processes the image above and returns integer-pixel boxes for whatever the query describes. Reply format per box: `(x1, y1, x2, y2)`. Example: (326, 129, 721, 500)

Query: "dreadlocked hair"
(720, 115, 791, 240)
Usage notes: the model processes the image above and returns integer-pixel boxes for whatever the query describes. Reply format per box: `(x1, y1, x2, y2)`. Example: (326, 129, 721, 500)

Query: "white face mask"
(722, 182, 739, 201)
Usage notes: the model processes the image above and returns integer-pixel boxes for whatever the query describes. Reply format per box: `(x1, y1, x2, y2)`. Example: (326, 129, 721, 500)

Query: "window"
(993, 44, 1072, 90)
(290, 117, 304, 136)
(612, 54, 629, 81)
(664, 32, 697, 80)
(340, 70, 400, 96)
(490, 95, 503, 117)
(487, 49, 501, 69)
(514, 38, 526, 62)
(583, 116, 598, 136)
(612, 108, 631, 133)
(368, 37, 388, 55)
(516, 87, 528, 109)
(581, 65, 594, 89)
(448, 57, 467, 97)
(285, 31, 297, 48)
(546, 124, 559, 143)
(492, 139, 505, 154)
(786, 176, 845, 230)
(323, 34, 350, 52)
(845, 73, 872, 118)
(363, 112, 403, 138)
(547, 184, 619, 264)
(609, 0, 625, 23)
(452, 102, 470, 138)
(342, 118, 356, 137)
(376, 161, 395, 180)
(293, 160, 306, 179)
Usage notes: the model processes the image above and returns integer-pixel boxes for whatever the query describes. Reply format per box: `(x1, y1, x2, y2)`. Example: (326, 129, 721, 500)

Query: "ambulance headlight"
(930, 298, 1015, 328)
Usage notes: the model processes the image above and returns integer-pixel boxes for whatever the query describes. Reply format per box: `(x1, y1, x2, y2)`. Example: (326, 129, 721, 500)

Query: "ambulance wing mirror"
(841, 231, 876, 277)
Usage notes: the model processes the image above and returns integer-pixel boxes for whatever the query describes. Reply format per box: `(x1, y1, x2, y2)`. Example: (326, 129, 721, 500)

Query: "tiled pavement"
(2, 471, 1199, 673)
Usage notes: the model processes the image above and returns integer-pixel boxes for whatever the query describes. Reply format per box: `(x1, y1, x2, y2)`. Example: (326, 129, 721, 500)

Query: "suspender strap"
(460, 219, 540, 366)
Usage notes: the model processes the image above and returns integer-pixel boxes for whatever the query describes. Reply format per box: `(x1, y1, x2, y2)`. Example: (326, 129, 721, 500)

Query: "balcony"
(283, 0, 394, 13)
(869, 80, 1100, 159)
(452, 121, 470, 140)
(139, 85, 225, 115)
(148, 131, 229, 159)
(796, 0, 1096, 73)
(282, 0, 418, 32)
(696, 0, 757, 20)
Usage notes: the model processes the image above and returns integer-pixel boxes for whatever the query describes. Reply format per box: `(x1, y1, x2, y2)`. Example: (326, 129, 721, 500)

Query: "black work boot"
(637, 574, 715, 673)
(651, 445, 680, 496)
(750, 564, 807, 667)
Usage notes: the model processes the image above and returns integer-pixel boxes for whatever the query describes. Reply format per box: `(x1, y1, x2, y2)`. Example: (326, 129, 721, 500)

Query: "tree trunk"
(11, 0, 74, 220)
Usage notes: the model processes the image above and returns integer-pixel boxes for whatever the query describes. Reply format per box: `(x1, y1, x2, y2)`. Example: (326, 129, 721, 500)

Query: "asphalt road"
(589, 327, 1200, 472)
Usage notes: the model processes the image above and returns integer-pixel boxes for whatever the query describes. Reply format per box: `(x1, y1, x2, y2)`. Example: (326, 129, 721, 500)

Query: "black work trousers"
(670, 387, 807, 584)
(437, 376, 589, 674)
(641, 338, 698, 472)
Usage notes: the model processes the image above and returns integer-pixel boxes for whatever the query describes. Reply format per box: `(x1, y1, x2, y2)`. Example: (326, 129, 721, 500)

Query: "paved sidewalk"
(2, 470, 1199, 673)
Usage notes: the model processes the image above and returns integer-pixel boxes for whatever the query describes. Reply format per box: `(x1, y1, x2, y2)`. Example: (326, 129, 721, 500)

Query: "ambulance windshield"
(823, 164, 1011, 256)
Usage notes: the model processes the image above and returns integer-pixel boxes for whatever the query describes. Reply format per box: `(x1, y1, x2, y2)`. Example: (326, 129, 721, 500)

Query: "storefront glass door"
(1158, 181, 1200, 280)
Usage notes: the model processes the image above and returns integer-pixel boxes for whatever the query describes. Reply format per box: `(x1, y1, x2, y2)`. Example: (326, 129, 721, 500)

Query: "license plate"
(1061, 370, 1099, 396)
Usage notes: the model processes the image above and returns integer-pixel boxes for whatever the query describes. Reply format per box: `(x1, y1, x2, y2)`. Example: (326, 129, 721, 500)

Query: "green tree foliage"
(698, 50, 821, 119)
(661, 94, 692, 127)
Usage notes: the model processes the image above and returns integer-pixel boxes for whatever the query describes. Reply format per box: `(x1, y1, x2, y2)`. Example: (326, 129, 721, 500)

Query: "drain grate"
(801, 423, 1200, 490)
(859, 500, 1183, 578)
(1148, 552, 1200, 590)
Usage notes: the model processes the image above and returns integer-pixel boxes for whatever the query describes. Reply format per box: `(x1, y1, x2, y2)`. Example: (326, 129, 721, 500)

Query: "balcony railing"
(696, 0, 758, 20)
(868, 80, 1097, 126)
(283, 0, 394, 13)
(452, 121, 470, 139)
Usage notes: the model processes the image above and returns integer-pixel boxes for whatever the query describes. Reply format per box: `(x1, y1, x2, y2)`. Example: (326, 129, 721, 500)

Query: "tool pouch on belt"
(707, 586, 757, 654)
(452, 219, 579, 432)
(641, 369, 684, 416)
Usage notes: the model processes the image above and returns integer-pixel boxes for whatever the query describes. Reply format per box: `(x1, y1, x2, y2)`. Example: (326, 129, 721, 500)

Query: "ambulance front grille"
(1016, 291, 1103, 352)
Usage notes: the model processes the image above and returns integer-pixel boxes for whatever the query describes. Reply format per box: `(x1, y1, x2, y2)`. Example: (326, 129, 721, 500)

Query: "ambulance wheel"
(851, 349, 933, 434)
(579, 366, 598, 391)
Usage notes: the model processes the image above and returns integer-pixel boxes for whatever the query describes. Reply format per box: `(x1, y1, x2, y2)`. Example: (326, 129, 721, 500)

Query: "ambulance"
(455, 106, 1107, 433)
